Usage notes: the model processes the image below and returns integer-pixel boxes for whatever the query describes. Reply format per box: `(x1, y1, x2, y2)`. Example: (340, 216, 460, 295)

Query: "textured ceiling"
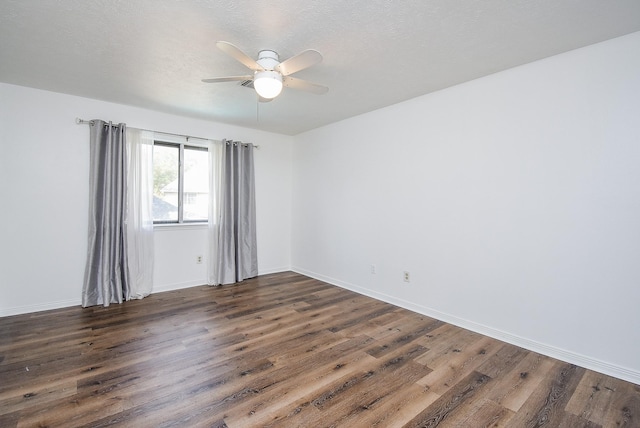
(1, 0, 640, 135)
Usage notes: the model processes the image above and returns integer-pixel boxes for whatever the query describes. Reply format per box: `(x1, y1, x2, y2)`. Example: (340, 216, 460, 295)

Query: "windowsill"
(154, 222, 208, 232)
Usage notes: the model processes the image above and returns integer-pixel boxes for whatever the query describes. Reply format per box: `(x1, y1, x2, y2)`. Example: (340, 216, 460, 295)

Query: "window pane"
(183, 147, 209, 222)
(153, 144, 179, 222)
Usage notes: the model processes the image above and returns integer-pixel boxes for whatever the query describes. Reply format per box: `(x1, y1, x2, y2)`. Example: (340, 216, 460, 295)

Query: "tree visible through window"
(152, 141, 209, 223)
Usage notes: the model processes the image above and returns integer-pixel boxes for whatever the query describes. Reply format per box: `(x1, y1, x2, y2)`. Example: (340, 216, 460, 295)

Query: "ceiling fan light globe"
(254, 71, 283, 99)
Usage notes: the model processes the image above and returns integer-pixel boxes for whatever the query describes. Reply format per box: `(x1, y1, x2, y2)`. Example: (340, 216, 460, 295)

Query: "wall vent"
(240, 80, 254, 88)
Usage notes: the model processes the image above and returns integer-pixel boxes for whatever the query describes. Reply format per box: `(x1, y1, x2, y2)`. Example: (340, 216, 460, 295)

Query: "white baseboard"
(0, 282, 207, 317)
(291, 266, 640, 386)
(0, 299, 82, 317)
(258, 266, 292, 276)
(152, 280, 207, 293)
(1, 267, 294, 318)
(152, 267, 292, 293)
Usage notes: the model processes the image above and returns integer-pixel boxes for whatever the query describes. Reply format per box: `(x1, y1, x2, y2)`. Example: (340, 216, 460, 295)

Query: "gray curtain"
(82, 120, 130, 307)
(215, 140, 258, 284)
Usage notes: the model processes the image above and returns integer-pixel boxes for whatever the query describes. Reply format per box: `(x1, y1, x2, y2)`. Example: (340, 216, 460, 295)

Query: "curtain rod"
(75, 118, 259, 149)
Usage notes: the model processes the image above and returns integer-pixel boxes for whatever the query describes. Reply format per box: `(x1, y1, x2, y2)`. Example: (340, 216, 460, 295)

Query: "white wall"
(292, 32, 640, 384)
(0, 83, 292, 315)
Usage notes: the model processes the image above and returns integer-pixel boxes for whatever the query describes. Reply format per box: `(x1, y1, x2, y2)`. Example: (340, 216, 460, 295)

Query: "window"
(152, 141, 209, 223)
(185, 192, 197, 204)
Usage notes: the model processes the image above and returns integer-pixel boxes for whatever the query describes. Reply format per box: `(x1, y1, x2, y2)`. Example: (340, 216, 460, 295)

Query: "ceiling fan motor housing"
(257, 50, 280, 70)
(254, 50, 283, 99)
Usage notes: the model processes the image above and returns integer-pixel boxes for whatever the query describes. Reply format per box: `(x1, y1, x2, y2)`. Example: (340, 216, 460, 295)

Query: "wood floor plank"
(417, 335, 503, 395)
(476, 342, 528, 379)
(314, 348, 432, 427)
(348, 383, 441, 428)
(565, 369, 640, 427)
(504, 362, 588, 427)
(1, 271, 639, 427)
(0, 379, 77, 415)
(365, 316, 444, 359)
(483, 350, 558, 413)
(404, 370, 493, 427)
(442, 397, 515, 427)
(224, 345, 378, 426)
(414, 325, 483, 367)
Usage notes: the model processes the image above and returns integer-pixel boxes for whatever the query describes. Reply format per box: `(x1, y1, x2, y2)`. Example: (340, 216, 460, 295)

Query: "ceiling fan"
(202, 41, 328, 101)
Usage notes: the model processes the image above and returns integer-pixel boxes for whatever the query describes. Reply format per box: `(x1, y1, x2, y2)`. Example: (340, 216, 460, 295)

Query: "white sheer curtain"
(207, 139, 224, 285)
(125, 128, 155, 299)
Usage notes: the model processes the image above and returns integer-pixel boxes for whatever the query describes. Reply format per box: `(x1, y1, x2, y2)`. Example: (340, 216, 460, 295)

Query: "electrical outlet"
(403, 271, 410, 282)
(196, 255, 203, 264)
(371, 264, 377, 274)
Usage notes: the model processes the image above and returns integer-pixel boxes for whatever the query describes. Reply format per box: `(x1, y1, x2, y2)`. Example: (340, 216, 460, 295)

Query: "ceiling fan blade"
(202, 75, 252, 83)
(216, 41, 264, 71)
(275, 50, 322, 76)
(283, 76, 328, 95)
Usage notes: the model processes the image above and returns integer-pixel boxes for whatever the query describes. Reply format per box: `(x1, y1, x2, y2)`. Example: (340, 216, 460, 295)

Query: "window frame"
(153, 139, 209, 225)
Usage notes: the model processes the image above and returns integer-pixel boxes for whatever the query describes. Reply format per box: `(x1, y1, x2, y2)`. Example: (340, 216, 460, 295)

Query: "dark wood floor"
(1, 272, 639, 427)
